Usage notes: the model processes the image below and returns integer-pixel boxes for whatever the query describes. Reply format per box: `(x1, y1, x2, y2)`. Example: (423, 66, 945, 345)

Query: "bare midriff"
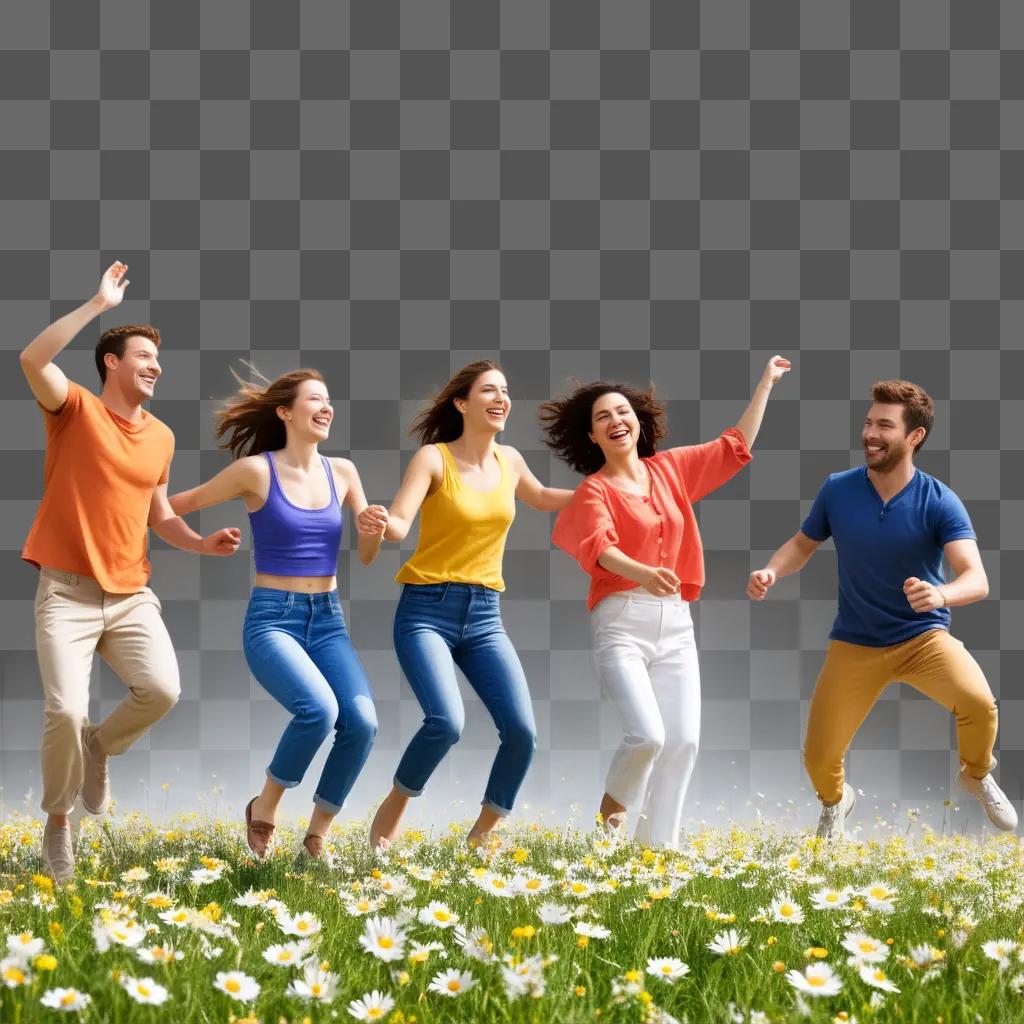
(254, 573, 337, 594)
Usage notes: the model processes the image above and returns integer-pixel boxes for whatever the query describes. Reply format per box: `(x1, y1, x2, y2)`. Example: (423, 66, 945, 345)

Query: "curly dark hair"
(539, 381, 668, 476)
(409, 359, 503, 445)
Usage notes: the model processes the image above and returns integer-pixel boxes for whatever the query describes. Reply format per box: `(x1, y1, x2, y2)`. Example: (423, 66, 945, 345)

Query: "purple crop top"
(249, 452, 343, 576)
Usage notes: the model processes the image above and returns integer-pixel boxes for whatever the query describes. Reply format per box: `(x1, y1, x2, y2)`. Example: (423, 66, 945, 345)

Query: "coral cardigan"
(552, 429, 752, 611)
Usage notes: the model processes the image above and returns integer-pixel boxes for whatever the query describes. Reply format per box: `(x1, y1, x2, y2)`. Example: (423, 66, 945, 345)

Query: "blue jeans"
(242, 588, 377, 813)
(392, 583, 537, 816)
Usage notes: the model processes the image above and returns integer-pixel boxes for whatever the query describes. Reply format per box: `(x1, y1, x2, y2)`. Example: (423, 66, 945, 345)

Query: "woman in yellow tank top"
(359, 361, 574, 848)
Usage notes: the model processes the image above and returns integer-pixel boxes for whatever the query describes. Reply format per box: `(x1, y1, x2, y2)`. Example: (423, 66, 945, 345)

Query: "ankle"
(47, 815, 70, 829)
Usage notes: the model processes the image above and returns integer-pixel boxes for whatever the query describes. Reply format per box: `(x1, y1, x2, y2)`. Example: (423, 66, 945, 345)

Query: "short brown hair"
(870, 379, 934, 452)
(539, 381, 668, 476)
(95, 324, 161, 384)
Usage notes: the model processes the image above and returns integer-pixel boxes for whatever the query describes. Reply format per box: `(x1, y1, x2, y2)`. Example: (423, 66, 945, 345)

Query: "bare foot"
(369, 788, 408, 851)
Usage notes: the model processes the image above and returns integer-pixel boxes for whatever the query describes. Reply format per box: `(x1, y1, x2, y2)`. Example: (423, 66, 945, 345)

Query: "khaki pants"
(804, 629, 997, 806)
(34, 568, 180, 815)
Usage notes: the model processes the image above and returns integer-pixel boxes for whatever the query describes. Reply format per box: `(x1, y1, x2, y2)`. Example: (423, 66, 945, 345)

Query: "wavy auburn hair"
(409, 359, 504, 446)
(539, 381, 668, 476)
(215, 365, 326, 459)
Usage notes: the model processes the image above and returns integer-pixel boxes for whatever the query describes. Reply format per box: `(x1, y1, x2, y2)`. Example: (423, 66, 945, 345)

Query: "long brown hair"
(539, 381, 668, 476)
(215, 365, 326, 459)
(409, 359, 503, 445)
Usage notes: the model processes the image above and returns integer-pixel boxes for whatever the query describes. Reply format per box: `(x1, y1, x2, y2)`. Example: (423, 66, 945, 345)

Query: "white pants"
(590, 591, 701, 850)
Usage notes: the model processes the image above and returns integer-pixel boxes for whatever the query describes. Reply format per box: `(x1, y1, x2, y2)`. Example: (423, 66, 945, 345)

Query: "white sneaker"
(816, 783, 856, 841)
(958, 768, 1018, 832)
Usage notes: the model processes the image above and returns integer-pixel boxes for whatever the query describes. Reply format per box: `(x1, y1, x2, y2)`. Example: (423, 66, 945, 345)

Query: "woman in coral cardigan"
(541, 355, 790, 849)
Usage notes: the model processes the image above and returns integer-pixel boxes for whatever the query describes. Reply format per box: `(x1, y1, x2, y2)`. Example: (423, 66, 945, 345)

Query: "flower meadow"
(1, 810, 1023, 1023)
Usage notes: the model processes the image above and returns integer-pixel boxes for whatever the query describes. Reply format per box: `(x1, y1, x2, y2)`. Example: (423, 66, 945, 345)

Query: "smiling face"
(279, 378, 333, 441)
(862, 402, 924, 472)
(105, 336, 162, 402)
(454, 369, 510, 435)
(588, 391, 640, 461)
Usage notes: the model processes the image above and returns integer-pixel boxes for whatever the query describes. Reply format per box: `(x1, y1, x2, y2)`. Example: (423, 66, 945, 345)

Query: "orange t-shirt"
(552, 429, 752, 610)
(22, 381, 175, 594)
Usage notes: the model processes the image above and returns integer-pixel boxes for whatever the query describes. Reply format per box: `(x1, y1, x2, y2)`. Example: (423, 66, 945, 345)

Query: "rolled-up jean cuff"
(313, 794, 343, 814)
(393, 776, 422, 798)
(482, 798, 512, 818)
(266, 768, 301, 789)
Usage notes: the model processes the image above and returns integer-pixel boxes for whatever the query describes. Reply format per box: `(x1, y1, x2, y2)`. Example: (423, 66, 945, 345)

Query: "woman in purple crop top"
(170, 368, 387, 861)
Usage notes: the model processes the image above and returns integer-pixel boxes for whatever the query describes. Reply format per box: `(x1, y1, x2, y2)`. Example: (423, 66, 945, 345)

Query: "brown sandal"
(244, 798, 275, 859)
(300, 833, 325, 860)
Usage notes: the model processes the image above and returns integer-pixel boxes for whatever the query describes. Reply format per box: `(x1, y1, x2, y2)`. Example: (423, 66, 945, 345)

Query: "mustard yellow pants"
(804, 629, 997, 806)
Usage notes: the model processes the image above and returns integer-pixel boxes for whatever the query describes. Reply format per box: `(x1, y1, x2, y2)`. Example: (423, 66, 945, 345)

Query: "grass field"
(0, 809, 1022, 1023)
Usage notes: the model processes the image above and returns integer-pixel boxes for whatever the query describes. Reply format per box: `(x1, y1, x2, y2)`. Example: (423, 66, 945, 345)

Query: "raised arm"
(334, 458, 384, 566)
(734, 354, 791, 449)
(377, 445, 442, 543)
(505, 445, 574, 512)
(747, 530, 821, 599)
(19, 261, 129, 411)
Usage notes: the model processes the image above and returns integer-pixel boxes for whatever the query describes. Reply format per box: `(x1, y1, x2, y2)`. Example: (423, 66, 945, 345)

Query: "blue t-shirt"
(800, 467, 976, 647)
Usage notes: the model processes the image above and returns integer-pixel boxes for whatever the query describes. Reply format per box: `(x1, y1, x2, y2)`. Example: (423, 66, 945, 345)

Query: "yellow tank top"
(395, 442, 516, 592)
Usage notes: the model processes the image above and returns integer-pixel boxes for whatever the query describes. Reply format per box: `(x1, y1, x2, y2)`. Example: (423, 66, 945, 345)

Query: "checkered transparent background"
(0, 1, 1021, 831)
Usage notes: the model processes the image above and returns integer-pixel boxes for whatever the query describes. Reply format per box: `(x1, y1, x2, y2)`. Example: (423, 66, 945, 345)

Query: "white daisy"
(190, 866, 225, 885)
(785, 962, 843, 997)
(858, 963, 900, 993)
(40, 988, 91, 1012)
(982, 939, 1017, 971)
(454, 925, 495, 963)
(1, 958, 31, 988)
(213, 970, 260, 1002)
(862, 881, 897, 914)
(262, 941, 310, 967)
(646, 957, 690, 983)
(810, 887, 851, 910)
(6, 932, 44, 963)
(407, 940, 445, 965)
(121, 976, 170, 1005)
(708, 929, 749, 956)
(428, 968, 476, 997)
(288, 964, 340, 1002)
(347, 989, 395, 1020)
(574, 921, 611, 939)
(417, 901, 460, 929)
(770, 895, 805, 925)
(537, 902, 573, 925)
(841, 932, 889, 965)
(136, 944, 184, 964)
(279, 911, 322, 938)
(158, 908, 192, 929)
(358, 917, 406, 963)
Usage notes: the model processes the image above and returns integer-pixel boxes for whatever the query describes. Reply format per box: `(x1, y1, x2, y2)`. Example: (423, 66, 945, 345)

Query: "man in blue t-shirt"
(748, 380, 1016, 839)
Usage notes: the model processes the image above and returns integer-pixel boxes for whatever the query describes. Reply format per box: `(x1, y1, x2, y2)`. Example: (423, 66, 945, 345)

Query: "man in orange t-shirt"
(19, 262, 242, 882)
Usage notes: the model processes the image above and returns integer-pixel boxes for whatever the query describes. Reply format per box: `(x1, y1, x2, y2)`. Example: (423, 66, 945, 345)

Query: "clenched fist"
(747, 567, 777, 600)
(903, 576, 947, 613)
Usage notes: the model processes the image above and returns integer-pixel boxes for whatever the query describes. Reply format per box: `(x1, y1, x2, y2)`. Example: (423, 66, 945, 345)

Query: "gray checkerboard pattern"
(0, 0, 1021, 831)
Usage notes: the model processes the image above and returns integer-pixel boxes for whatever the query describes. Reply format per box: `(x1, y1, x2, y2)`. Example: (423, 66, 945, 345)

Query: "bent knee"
(430, 714, 464, 747)
(348, 696, 379, 744)
(624, 729, 666, 762)
(503, 721, 538, 756)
